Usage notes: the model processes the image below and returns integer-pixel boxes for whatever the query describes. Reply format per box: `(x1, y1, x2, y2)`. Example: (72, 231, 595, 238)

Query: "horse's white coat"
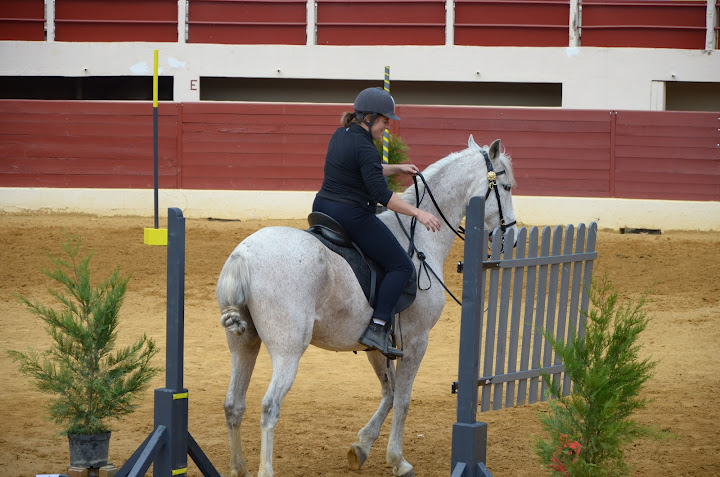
(216, 136, 517, 477)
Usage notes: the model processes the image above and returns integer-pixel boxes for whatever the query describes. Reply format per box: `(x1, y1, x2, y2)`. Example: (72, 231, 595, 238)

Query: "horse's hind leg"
(225, 328, 262, 477)
(257, 349, 305, 477)
(348, 351, 396, 470)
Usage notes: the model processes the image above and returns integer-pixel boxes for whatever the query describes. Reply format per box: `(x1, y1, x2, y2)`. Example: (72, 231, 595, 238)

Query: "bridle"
(481, 149, 517, 232)
(394, 148, 516, 306)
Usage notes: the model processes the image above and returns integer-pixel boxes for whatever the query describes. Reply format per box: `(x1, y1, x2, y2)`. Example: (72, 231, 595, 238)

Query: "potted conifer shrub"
(7, 234, 160, 468)
(535, 277, 670, 476)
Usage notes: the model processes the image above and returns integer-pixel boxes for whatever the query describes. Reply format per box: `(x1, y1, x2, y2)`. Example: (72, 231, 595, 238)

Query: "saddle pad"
(305, 230, 417, 313)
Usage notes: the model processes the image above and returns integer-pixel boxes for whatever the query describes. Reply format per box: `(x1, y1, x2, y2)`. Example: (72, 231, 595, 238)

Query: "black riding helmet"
(353, 87, 400, 128)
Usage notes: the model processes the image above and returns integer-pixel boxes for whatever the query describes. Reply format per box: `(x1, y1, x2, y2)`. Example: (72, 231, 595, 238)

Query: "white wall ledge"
(1, 42, 719, 109)
(1, 188, 718, 231)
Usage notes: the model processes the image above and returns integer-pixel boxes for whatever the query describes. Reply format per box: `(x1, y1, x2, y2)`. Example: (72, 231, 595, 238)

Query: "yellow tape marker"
(173, 392, 189, 400)
(144, 227, 168, 246)
(382, 133, 390, 163)
(153, 49, 159, 108)
(382, 66, 390, 163)
(172, 467, 188, 475)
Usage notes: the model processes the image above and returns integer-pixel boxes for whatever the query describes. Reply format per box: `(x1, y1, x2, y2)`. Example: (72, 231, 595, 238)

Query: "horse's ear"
(468, 135, 480, 150)
(488, 139, 502, 161)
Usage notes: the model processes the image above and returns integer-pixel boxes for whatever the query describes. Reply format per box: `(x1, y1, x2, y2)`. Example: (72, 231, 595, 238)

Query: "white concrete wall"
(2, 188, 718, 231)
(1, 42, 719, 110)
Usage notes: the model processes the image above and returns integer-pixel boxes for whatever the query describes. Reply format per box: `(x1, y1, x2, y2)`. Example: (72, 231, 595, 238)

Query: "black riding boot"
(359, 321, 403, 359)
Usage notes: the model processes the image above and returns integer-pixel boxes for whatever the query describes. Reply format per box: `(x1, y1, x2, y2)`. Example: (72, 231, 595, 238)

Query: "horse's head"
(468, 135, 518, 244)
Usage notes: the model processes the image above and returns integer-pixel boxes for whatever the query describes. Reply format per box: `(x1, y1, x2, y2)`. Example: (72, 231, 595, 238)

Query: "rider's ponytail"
(340, 112, 354, 127)
(341, 111, 371, 128)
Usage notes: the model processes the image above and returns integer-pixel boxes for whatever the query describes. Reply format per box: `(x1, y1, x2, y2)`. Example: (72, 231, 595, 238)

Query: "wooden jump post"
(118, 208, 220, 477)
(451, 197, 493, 477)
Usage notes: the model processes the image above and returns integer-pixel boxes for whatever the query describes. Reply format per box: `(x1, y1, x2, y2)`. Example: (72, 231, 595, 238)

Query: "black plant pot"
(68, 431, 111, 468)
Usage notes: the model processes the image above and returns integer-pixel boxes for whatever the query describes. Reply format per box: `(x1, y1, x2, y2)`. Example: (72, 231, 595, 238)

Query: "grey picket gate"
(450, 196, 598, 477)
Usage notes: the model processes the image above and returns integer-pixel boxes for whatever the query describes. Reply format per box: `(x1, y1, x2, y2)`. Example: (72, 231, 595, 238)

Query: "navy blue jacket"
(316, 124, 392, 211)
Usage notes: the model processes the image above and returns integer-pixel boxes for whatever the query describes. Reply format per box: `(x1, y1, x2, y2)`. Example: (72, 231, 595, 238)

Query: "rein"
(394, 149, 515, 307)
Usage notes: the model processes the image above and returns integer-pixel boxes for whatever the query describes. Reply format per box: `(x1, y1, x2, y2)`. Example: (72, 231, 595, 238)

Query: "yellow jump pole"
(382, 65, 391, 164)
(144, 49, 168, 246)
(375, 66, 392, 214)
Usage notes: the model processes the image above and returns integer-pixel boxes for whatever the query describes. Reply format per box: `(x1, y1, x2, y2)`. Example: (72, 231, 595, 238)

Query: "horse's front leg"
(386, 336, 429, 477)
(348, 350, 396, 470)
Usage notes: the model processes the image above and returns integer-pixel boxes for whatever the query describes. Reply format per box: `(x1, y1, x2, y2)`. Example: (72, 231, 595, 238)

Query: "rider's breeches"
(312, 197, 413, 323)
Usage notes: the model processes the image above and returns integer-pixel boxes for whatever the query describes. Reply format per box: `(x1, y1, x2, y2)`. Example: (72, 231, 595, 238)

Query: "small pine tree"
(7, 233, 160, 435)
(374, 132, 411, 192)
(535, 276, 665, 477)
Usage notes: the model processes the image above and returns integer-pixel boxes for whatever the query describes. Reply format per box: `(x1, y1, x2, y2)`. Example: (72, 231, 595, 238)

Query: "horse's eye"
(503, 184, 512, 192)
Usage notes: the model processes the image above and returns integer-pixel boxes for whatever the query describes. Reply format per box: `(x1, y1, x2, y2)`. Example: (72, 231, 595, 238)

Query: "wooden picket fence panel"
(452, 197, 598, 474)
(452, 199, 598, 412)
(478, 222, 597, 411)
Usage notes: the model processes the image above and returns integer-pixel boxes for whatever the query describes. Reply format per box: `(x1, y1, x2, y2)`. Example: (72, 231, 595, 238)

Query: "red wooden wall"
(454, 0, 571, 47)
(0, 0, 45, 41)
(316, 0, 446, 45)
(0, 101, 179, 188)
(3, 0, 714, 48)
(1, 101, 718, 202)
(398, 107, 613, 197)
(187, 0, 307, 45)
(54, 0, 178, 42)
(180, 103, 342, 189)
(581, 0, 708, 49)
(613, 111, 719, 201)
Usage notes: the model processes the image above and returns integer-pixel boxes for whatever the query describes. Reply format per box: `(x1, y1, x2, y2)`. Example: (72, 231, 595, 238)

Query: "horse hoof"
(229, 470, 254, 477)
(393, 463, 415, 477)
(348, 444, 368, 470)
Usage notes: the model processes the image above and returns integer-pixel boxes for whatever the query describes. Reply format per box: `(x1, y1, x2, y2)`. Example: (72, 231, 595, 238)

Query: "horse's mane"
(401, 143, 516, 204)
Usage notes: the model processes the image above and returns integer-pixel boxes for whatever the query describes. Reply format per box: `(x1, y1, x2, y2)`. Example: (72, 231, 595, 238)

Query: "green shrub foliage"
(7, 234, 160, 435)
(535, 277, 662, 476)
(374, 132, 411, 192)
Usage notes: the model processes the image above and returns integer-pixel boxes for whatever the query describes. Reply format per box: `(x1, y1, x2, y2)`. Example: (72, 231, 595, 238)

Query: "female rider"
(312, 87, 441, 358)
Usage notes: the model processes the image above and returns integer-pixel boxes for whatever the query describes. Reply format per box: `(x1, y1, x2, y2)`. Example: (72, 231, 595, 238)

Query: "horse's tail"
(216, 251, 252, 335)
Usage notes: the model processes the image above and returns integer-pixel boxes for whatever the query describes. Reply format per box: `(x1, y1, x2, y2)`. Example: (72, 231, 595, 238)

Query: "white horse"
(216, 135, 517, 477)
